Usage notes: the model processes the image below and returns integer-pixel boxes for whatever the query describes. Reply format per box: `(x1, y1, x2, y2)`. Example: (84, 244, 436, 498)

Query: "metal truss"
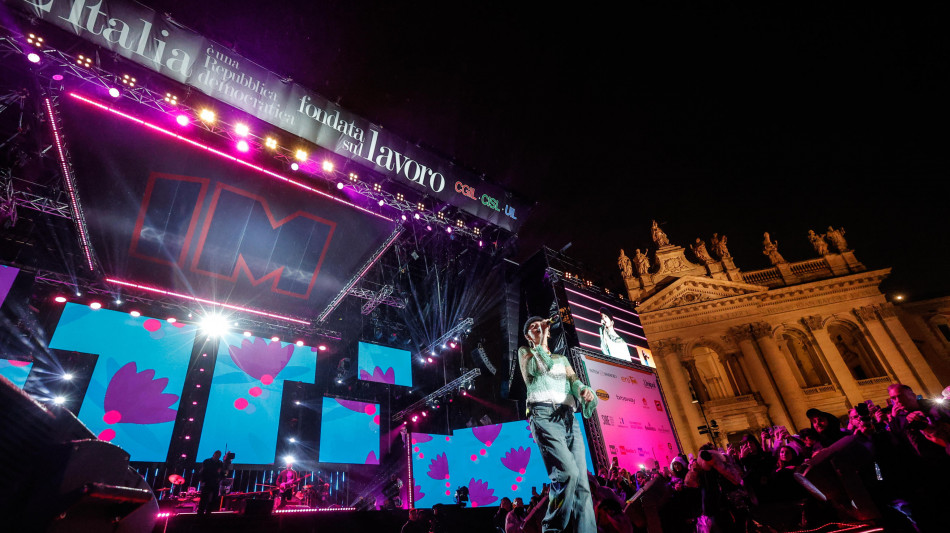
(392, 368, 481, 423)
(0, 170, 72, 218)
(358, 284, 396, 315)
(420, 317, 474, 357)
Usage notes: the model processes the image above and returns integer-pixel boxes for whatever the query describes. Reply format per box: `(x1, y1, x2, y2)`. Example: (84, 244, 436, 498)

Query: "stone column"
(853, 306, 920, 390)
(752, 322, 810, 430)
(859, 305, 939, 394)
(725, 353, 752, 395)
(728, 325, 794, 430)
(652, 339, 704, 452)
(802, 315, 862, 406)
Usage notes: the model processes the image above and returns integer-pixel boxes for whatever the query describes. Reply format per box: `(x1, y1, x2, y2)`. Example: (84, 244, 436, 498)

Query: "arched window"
(688, 345, 735, 401)
(780, 331, 831, 388)
(827, 323, 886, 380)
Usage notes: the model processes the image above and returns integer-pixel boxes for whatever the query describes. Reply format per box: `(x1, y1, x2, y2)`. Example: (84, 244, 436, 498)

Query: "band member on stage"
(275, 461, 299, 507)
(197, 450, 224, 516)
(598, 308, 633, 363)
(519, 315, 598, 533)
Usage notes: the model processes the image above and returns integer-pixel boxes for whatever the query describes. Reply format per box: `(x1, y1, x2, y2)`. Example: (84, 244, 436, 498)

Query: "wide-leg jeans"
(529, 403, 596, 533)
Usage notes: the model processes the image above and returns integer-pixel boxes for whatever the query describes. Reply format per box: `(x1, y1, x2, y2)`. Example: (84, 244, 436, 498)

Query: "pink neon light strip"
(46, 98, 95, 271)
(566, 298, 644, 331)
(563, 286, 640, 317)
(576, 325, 647, 343)
(68, 93, 393, 223)
(105, 277, 310, 325)
(573, 313, 644, 338)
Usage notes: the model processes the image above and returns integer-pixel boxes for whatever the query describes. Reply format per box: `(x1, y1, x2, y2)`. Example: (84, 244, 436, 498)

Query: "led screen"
(48, 303, 196, 461)
(59, 94, 398, 320)
(0, 265, 18, 305)
(410, 415, 595, 509)
(0, 358, 32, 389)
(583, 357, 680, 472)
(357, 341, 412, 386)
(197, 332, 318, 465)
(563, 285, 654, 367)
(319, 397, 380, 465)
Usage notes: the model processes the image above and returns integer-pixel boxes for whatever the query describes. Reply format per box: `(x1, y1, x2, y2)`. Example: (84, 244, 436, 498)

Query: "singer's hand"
(581, 388, 595, 402)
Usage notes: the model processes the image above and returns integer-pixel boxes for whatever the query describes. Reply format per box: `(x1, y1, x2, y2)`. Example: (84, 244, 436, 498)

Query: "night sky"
(145, 1, 950, 299)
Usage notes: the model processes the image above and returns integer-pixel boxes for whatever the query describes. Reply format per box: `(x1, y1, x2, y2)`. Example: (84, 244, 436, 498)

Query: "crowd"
(401, 381, 950, 533)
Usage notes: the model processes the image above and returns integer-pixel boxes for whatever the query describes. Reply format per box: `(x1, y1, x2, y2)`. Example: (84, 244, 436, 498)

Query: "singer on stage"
(519, 315, 598, 533)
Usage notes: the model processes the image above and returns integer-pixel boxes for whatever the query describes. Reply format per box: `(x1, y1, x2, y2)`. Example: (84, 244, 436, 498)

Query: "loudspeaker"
(240, 497, 273, 516)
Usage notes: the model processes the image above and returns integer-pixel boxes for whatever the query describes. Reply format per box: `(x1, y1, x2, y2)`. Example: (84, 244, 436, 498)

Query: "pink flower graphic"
(427, 452, 450, 480)
(412, 434, 434, 444)
(359, 365, 396, 384)
(414, 485, 426, 502)
(467, 478, 498, 507)
(227, 337, 293, 381)
(336, 398, 375, 414)
(472, 424, 503, 446)
(102, 362, 178, 424)
(365, 450, 379, 465)
(500, 446, 531, 474)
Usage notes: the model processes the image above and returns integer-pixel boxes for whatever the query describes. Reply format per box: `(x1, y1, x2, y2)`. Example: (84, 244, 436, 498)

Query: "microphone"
(544, 314, 561, 326)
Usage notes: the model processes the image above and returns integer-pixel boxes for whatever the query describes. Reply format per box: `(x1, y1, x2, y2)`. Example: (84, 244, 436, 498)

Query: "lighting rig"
(392, 368, 481, 423)
(419, 318, 474, 358)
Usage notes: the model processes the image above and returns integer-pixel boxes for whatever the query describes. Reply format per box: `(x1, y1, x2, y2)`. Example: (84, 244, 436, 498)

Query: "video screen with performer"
(562, 285, 655, 367)
(583, 356, 680, 472)
(357, 341, 413, 386)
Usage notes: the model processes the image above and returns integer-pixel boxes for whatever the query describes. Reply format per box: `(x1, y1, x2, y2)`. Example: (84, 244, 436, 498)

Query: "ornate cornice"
(727, 325, 755, 343)
(854, 305, 878, 322)
(801, 315, 824, 331)
(877, 303, 897, 319)
(649, 338, 684, 358)
(750, 322, 773, 339)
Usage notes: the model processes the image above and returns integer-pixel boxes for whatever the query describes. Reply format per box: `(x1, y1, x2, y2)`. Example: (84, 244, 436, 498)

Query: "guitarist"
(275, 462, 299, 508)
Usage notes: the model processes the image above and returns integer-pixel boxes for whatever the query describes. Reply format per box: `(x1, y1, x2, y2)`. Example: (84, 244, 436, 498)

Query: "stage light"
(290, 162, 299, 171)
(426, 225, 432, 231)
(473, 227, 480, 235)
(401, 214, 407, 221)
(318, 345, 327, 351)
(373, 183, 382, 192)
(76, 291, 82, 296)
(479, 240, 483, 247)
(63, 373, 73, 381)
(234, 123, 250, 136)
(164, 93, 178, 105)
(184, 435, 190, 439)
(895, 294, 904, 301)
(336, 182, 345, 190)
(294, 401, 301, 405)
(108, 87, 120, 98)
(243, 331, 252, 337)
(236, 140, 250, 152)
(456, 219, 463, 228)
(422, 411, 427, 417)
(121, 74, 136, 87)
(348, 172, 358, 182)
(446, 227, 452, 234)
(295, 149, 308, 161)
(54, 296, 67, 303)
(437, 212, 445, 220)
(130, 310, 141, 317)
(431, 350, 436, 356)
(265, 137, 278, 149)
(167, 317, 177, 323)
(271, 336, 280, 342)
(414, 213, 420, 220)
(427, 357, 433, 363)
(89, 302, 102, 310)
(115, 299, 122, 304)
(199, 313, 230, 337)
(27, 33, 44, 47)
(199, 109, 216, 123)
(52, 74, 64, 81)
(284, 456, 295, 464)
(411, 415, 418, 422)
(289, 437, 296, 443)
(76, 54, 92, 68)
(175, 114, 189, 126)
(296, 340, 304, 346)
(417, 202, 424, 210)
(321, 160, 334, 172)
(52, 396, 66, 405)
(442, 343, 448, 349)
(27, 52, 40, 63)
(449, 342, 457, 349)
(378, 200, 385, 207)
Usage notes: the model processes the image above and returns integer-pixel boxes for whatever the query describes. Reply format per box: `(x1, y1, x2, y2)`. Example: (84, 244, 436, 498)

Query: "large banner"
(58, 93, 398, 319)
(7, 0, 525, 231)
(583, 357, 680, 473)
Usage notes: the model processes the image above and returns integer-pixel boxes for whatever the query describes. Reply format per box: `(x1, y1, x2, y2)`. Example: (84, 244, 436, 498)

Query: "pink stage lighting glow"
(54, 296, 67, 303)
(105, 278, 311, 325)
(318, 345, 327, 351)
(411, 415, 418, 422)
(45, 98, 95, 270)
(27, 52, 40, 63)
(68, 93, 393, 222)
(236, 139, 250, 152)
(52, 74, 64, 81)
(175, 114, 189, 126)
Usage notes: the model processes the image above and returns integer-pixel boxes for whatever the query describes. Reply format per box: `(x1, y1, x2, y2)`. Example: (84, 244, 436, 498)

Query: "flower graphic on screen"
(412, 434, 433, 444)
(472, 423, 503, 447)
(365, 450, 379, 464)
(500, 446, 531, 474)
(413, 485, 426, 502)
(427, 452, 450, 480)
(359, 366, 395, 384)
(467, 478, 498, 507)
(102, 362, 179, 425)
(227, 337, 294, 381)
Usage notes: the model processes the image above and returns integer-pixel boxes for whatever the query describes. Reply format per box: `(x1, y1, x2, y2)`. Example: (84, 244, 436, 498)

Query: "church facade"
(621, 224, 944, 453)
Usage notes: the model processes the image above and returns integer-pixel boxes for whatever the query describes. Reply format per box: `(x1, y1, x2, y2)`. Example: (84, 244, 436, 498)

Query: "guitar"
(278, 472, 311, 492)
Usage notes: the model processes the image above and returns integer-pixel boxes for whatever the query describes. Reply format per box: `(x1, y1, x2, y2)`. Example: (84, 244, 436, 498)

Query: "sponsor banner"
(584, 357, 680, 473)
(10, 0, 525, 231)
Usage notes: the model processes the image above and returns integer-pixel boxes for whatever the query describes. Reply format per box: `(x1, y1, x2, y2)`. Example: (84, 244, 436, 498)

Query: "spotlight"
(296, 340, 304, 347)
(426, 225, 432, 231)
(63, 373, 73, 381)
(295, 149, 308, 161)
(26, 33, 44, 47)
(89, 302, 102, 310)
(422, 411, 427, 417)
(427, 357, 433, 363)
(321, 160, 334, 172)
(414, 213, 421, 220)
(199, 109, 216, 123)
(431, 351, 436, 356)
(446, 227, 452, 234)
(449, 342, 457, 349)
(337, 182, 345, 190)
(289, 437, 296, 443)
(373, 183, 382, 192)
(115, 299, 122, 305)
(284, 456, 295, 465)
(243, 331, 252, 337)
(234, 123, 250, 136)
(199, 313, 230, 337)
(52, 74, 64, 81)
(108, 87, 120, 98)
(176, 114, 189, 126)
(318, 345, 327, 351)
(478, 240, 483, 247)
(236, 140, 250, 152)
(76, 54, 92, 67)
(294, 401, 301, 405)
(167, 317, 177, 323)
(442, 344, 448, 349)
(271, 336, 280, 342)
(401, 214, 407, 221)
(27, 52, 40, 63)
(130, 311, 141, 317)
(121, 74, 136, 87)
(265, 137, 278, 149)
(54, 296, 67, 303)
(164, 93, 178, 105)
(290, 162, 299, 171)
(378, 200, 385, 207)
(53, 396, 66, 405)
(411, 415, 418, 422)
(417, 203, 424, 210)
